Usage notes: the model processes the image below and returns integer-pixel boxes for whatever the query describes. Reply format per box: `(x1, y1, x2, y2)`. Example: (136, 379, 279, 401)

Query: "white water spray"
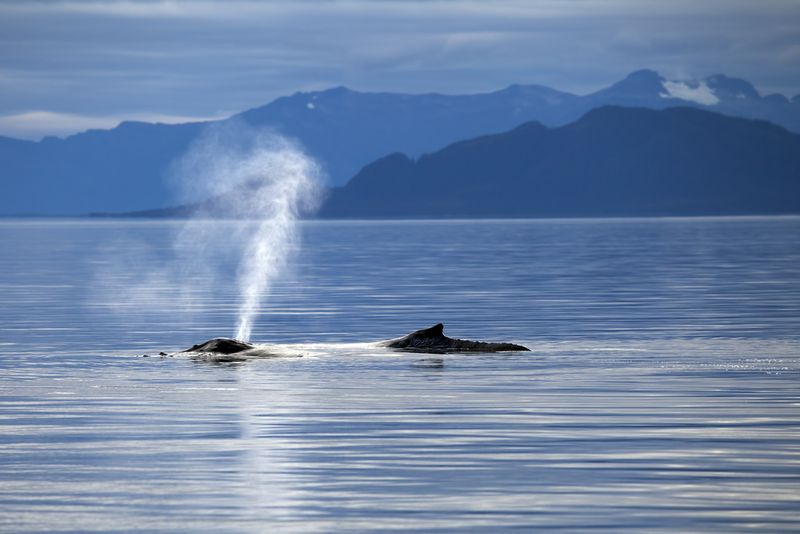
(231, 145, 319, 341)
(94, 122, 321, 339)
(173, 122, 321, 341)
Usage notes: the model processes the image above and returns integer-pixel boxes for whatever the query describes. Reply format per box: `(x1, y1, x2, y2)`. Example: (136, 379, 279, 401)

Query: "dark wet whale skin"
(182, 338, 254, 355)
(380, 323, 529, 353)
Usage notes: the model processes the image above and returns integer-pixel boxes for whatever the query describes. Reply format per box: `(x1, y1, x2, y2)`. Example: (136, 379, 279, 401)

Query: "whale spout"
(381, 323, 529, 353)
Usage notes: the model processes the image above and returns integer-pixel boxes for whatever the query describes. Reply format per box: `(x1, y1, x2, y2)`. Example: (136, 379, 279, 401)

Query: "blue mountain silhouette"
(2, 70, 799, 215)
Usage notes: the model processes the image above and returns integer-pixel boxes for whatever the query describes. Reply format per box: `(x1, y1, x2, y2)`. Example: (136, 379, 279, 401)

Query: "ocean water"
(1, 217, 799, 533)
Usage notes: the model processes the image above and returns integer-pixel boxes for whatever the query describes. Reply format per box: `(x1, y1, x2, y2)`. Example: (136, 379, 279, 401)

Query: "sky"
(1, 0, 799, 139)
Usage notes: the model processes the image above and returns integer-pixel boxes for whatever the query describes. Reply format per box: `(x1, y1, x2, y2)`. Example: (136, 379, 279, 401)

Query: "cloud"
(3, 1, 796, 20)
(0, 0, 798, 138)
(0, 110, 229, 140)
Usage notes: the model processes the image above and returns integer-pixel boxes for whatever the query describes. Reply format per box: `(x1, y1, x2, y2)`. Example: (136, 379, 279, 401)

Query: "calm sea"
(1, 217, 799, 532)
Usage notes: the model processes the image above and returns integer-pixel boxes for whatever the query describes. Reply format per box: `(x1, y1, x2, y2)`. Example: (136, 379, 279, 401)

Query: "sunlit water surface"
(1, 218, 799, 532)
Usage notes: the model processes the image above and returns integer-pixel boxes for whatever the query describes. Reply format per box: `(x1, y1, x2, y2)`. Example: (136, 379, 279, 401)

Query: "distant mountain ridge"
(319, 106, 800, 218)
(2, 70, 800, 215)
(109, 106, 800, 219)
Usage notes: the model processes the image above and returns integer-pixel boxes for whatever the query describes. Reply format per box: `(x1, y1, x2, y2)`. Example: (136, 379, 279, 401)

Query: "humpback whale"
(154, 323, 529, 360)
(380, 323, 529, 353)
(178, 338, 284, 361)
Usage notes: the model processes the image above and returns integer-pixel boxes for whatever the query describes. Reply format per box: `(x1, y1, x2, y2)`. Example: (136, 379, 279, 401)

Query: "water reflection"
(411, 357, 445, 369)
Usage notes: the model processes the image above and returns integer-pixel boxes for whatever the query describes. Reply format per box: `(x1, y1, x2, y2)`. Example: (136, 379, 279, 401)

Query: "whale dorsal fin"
(413, 323, 444, 338)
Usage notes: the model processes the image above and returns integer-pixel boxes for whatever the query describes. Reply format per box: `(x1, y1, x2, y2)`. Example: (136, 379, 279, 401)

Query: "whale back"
(182, 338, 254, 354)
(382, 323, 529, 353)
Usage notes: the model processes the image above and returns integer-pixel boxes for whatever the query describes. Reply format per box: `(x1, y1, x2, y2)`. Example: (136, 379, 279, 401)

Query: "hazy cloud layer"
(1, 0, 799, 138)
(0, 110, 227, 139)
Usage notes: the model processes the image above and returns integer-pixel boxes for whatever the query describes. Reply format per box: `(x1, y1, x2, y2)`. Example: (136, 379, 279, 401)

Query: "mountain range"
(320, 106, 800, 218)
(2, 69, 799, 216)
